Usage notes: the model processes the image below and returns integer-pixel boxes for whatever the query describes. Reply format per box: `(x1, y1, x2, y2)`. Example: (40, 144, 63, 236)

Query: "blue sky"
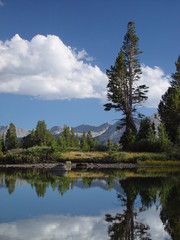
(0, 0, 180, 129)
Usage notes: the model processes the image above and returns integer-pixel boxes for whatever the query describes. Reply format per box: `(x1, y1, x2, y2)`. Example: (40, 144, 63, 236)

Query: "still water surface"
(0, 168, 180, 240)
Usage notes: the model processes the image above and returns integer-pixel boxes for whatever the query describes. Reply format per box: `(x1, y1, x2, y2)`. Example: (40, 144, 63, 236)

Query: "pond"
(0, 168, 180, 240)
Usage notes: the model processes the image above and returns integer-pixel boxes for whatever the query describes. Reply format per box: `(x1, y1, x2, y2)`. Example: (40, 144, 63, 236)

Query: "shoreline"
(0, 161, 179, 170)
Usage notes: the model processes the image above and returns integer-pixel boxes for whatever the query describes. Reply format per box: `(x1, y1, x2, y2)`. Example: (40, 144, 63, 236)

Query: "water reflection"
(106, 178, 151, 239)
(160, 181, 180, 240)
(0, 215, 109, 240)
(0, 168, 180, 239)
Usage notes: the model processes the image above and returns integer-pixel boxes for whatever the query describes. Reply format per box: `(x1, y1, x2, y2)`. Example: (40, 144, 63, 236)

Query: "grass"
(1, 146, 180, 166)
(60, 151, 108, 161)
(138, 159, 180, 166)
(110, 151, 176, 163)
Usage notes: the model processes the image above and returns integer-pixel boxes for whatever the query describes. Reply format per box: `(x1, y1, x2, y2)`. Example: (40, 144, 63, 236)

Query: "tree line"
(0, 120, 101, 153)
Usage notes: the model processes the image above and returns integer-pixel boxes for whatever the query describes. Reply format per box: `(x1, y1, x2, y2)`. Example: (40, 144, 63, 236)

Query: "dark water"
(0, 168, 180, 240)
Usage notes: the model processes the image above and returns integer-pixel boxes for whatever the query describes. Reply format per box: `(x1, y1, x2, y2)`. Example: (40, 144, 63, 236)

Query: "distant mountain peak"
(0, 114, 159, 143)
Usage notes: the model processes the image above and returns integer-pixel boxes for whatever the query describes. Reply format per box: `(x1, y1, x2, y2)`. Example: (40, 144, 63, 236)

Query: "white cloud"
(140, 65, 170, 108)
(0, 34, 107, 100)
(0, 34, 170, 107)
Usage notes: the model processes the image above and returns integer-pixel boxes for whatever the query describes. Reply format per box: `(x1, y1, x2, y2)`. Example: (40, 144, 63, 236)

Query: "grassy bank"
(0, 147, 180, 166)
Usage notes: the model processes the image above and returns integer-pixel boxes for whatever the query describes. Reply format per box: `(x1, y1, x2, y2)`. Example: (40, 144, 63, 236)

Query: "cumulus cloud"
(140, 65, 170, 108)
(0, 34, 107, 100)
(0, 34, 170, 107)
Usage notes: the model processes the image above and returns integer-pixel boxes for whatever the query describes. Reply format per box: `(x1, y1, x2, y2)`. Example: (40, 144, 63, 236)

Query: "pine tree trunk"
(126, 112, 136, 134)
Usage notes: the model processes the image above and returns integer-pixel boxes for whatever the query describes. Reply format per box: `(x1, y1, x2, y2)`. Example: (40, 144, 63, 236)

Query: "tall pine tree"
(158, 55, 180, 143)
(104, 22, 148, 149)
(5, 123, 18, 150)
(35, 120, 47, 146)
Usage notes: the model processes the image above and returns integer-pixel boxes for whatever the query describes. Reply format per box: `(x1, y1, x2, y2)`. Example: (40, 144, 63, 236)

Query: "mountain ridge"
(0, 114, 158, 143)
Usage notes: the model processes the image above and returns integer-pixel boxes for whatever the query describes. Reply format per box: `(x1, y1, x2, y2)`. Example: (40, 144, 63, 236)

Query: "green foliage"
(110, 152, 126, 162)
(171, 55, 180, 88)
(21, 121, 57, 149)
(58, 134, 66, 150)
(107, 138, 113, 154)
(21, 129, 36, 148)
(58, 126, 80, 151)
(5, 123, 18, 150)
(105, 22, 148, 148)
(87, 131, 94, 150)
(0, 136, 2, 154)
(79, 131, 99, 152)
(62, 125, 71, 146)
(158, 55, 180, 144)
(93, 143, 108, 152)
(158, 87, 180, 143)
(80, 131, 89, 151)
(158, 123, 172, 151)
(129, 117, 160, 152)
(132, 139, 161, 153)
(1, 146, 59, 164)
(1, 132, 5, 153)
(175, 125, 180, 146)
(35, 120, 48, 146)
(120, 129, 136, 150)
(113, 142, 119, 152)
(137, 118, 156, 141)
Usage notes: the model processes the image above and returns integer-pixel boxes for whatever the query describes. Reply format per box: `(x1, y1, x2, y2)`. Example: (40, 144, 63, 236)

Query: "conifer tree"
(158, 55, 180, 143)
(35, 120, 47, 146)
(87, 131, 94, 150)
(5, 123, 18, 150)
(137, 118, 155, 141)
(104, 21, 148, 149)
(158, 123, 172, 151)
(107, 138, 113, 154)
(1, 132, 5, 152)
(70, 128, 76, 147)
(58, 134, 66, 150)
(80, 132, 89, 151)
(171, 55, 180, 87)
(74, 134, 80, 148)
(113, 142, 119, 152)
(0, 136, 2, 154)
(61, 126, 71, 147)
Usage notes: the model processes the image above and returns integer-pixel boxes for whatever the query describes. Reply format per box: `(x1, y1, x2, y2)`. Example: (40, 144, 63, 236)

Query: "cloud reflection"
(0, 215, 109, 240)
(0, 207, 171, 240)
(138, 206, 170, 240)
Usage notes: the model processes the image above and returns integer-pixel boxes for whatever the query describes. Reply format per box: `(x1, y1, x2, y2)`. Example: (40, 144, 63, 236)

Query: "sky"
(0, 0, 180, 129)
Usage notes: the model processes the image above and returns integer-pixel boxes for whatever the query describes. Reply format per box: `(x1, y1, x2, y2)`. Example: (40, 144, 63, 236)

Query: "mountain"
(73, 123, 110, 138)
(0, 114, 159, 144)
(50, 115, 159, 144)
(50, 126, 64, 136)
(0, 126, 31, 139)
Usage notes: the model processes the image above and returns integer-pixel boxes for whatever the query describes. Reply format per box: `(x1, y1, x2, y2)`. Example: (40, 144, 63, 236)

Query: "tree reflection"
(105, 178, 151, 240)
(160, 181, 180, 240)
(5, 176, 16, 194)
